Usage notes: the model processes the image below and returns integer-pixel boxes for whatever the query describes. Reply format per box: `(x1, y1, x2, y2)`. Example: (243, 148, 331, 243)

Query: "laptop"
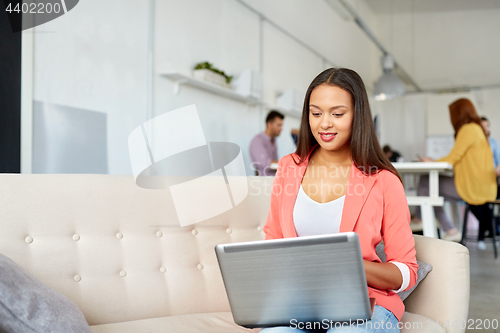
(215, 232, 373, 329)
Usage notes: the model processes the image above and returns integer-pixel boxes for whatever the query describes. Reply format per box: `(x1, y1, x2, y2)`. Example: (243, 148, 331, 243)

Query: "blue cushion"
(375, 243, 433, 301)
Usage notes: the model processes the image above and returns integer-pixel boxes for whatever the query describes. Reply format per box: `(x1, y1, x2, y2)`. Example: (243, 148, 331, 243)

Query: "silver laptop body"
(215, 232, 372, 329)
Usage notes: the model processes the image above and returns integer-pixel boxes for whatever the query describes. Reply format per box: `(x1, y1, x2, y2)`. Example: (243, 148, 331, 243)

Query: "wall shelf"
(161, 71, 264, 106)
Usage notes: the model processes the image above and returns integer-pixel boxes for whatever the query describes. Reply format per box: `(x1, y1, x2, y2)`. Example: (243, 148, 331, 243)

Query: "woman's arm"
(363, 260, 403, 290)
(377, 171, 419, 292)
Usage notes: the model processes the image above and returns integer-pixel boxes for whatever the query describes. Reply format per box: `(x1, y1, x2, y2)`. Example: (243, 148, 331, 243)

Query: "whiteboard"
(426, 135, 455, 160)
(33, 101, 108, 174)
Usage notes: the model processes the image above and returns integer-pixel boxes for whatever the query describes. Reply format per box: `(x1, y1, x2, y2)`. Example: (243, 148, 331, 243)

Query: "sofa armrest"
(404, 235, 470, 333)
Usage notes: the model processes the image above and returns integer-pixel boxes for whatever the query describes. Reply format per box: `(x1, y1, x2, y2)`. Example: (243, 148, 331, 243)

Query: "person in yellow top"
(418, 98, 497, 248)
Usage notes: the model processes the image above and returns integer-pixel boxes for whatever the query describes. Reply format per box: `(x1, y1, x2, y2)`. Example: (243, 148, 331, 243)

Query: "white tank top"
(293, 184, 346, 237)
(293, 184, 410, 293)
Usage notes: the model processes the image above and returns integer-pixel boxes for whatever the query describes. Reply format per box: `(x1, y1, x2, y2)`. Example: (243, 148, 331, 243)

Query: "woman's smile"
(319, 132, 337, 142)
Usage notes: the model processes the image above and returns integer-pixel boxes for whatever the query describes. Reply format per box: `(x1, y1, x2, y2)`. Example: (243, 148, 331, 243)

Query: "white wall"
(31, 0, 149, 175)
(28, 0, 382, 174)
(153, 0, 262, 175)
(471, 88, 500, 142)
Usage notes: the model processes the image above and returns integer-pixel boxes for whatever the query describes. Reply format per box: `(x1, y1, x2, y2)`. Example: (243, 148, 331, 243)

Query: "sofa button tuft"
(72, 234, 80, 241)
(116, 232, 123, 239)
(192, 229, 198, 236)
(25, 236, 33, 244)
(160, 266, 167, 273)
(120, 270, 127, 277)
(257, 226, 263, 231)
(74, 275, 82, 282)
(226, 228, 232, 234)
(156, 231, 163, 238)
(197, 264, 204, 270)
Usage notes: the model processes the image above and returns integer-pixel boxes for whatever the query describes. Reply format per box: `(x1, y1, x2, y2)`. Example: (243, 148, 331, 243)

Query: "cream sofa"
(0, 175, 470, 333)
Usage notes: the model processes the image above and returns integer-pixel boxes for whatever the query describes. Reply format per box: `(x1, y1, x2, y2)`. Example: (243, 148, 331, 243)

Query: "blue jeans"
(259, 305, 400, 333)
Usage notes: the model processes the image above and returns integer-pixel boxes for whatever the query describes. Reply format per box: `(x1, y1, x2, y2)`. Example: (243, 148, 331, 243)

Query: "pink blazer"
(263, 149, 418, 320)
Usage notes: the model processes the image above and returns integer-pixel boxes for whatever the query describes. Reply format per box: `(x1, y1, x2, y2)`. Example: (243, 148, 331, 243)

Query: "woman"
(419, 99, 497, 249)
(262, 68, 418, 333)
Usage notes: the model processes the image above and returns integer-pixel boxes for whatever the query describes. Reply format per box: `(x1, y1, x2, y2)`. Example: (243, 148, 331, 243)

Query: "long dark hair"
(294, 68, 401, 182)
(449, 98, 487, 140)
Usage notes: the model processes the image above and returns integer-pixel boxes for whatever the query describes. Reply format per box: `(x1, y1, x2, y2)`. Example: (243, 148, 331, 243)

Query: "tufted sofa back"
(0, 175, 271, 325)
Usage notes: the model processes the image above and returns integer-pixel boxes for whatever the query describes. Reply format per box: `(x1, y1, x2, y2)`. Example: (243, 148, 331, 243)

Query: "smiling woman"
(262, 68, 417, 333)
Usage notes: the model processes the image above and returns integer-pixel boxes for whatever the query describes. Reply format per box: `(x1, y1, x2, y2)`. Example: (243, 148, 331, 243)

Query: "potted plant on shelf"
(193, 62, 233, 88)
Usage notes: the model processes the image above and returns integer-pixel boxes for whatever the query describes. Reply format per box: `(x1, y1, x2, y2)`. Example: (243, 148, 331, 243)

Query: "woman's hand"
(418, 156, 435, 162)
(363, 260, 403, 291)
(495, 165, 500, 177)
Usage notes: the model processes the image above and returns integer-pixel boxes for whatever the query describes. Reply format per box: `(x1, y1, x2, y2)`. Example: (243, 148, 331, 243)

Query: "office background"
(3, 0, 500, 176)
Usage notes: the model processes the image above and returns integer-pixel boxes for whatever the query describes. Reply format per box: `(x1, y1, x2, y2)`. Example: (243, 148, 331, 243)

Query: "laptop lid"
(215, 232, 372, 328)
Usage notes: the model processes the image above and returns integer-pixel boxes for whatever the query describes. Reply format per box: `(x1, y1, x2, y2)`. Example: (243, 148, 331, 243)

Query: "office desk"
(393, 162, 454, 238)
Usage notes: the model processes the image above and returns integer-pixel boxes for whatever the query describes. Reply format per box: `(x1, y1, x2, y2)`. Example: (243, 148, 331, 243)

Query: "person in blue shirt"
(481, 117, 500, 171)
(481, 116, 500, 244)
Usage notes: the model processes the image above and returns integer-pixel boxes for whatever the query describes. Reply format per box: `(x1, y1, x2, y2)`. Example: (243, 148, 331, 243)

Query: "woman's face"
(309, 84, 354, 152)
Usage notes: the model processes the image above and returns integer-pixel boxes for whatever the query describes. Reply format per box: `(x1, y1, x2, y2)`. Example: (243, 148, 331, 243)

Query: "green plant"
(194, 62, 233, 84)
